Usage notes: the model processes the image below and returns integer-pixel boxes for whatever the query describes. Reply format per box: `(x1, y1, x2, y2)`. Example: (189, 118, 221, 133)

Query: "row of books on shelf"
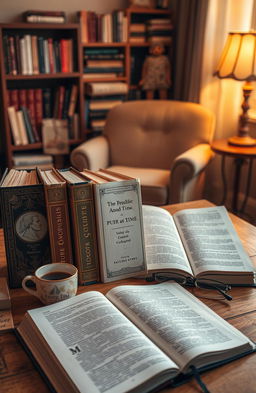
(83, 47, 125, 78)
(78, 10, 128, 43)
(129, 18, 173, 44)
(3, 34, 74, 75)
(85, 82, 129, 134)
(7, 85, 78, 145)
(1, 167, 255, 291)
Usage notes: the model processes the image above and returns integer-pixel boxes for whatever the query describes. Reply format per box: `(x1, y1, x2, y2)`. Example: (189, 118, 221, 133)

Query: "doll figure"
(139, 42, 171, 99)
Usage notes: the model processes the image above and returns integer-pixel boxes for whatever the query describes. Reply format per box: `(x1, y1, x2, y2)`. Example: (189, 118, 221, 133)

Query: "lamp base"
(228, 135, 256, 147)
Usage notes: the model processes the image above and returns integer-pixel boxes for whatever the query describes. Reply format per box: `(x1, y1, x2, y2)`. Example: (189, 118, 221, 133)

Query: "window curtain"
(200, 0, 254, 207)
(172, 0, 209, 102)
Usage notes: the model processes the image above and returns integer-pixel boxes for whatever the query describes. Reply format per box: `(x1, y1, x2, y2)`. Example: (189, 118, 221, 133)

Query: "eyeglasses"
(152, 273, 232, 301)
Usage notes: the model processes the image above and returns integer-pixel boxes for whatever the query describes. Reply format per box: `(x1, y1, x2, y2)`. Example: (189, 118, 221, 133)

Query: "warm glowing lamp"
(214, 31, 256, 147)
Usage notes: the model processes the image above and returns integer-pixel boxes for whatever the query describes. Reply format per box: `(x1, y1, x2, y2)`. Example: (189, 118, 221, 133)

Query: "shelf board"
(82, 76, 127, 82)
(82, 42, 126, 47)
(0, 23, 79, 30)
(6, 73, 81, 80)
(127, 7, 171, 14)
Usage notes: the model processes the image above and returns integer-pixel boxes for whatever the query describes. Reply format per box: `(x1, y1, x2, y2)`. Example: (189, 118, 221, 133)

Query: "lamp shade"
(215, 32, 256, 81)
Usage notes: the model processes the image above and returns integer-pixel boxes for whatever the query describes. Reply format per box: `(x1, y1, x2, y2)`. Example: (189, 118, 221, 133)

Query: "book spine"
(34, 89, 43, 136)
(43, 183, 73, 264)
(42, 88, 52, 118)
(43, 39, 50, 73)
(16, 110, 29, 145)
(37, 37, 45, 73)
(7, 107, 22, 146)
(24, 35, 33, 75)
(67, 182, 99, 285)
(31, 35, 39, 74)
(3, 36, 11, 74)
(67, 85, 78, 118)
(9, 89, 19, 111)
(26, 90, 40, 142)
(20, 106, 35, 144)
(60, 39, 69, 73)
(26, 15, 65, 23)
(8, 36, 17, 75)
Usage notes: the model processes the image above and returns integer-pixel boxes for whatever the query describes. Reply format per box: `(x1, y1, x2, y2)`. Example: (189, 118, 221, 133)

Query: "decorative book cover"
(0, 170, 51, 288)
(58, 168, 100, 285)
(37, 169, 73, 264)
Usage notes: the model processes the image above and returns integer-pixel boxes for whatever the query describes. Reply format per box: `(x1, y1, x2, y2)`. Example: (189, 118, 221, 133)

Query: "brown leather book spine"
(44, 182, 73, 264)
(67, 181, 99, 285)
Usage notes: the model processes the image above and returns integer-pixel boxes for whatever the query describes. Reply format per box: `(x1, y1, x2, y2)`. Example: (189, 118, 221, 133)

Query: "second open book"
(66, 168, 254, 286)
(17, 282, 255, 393)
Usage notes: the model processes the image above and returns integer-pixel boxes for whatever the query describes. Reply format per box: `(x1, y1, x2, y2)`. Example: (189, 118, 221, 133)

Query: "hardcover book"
(17, 282, 256, 393)
(79, 169, 147, 283)
(58, 168, 100, 285)
(37, 168, 73, 264)
(142, 205, 255, 286)
(0, 169, 51, 288)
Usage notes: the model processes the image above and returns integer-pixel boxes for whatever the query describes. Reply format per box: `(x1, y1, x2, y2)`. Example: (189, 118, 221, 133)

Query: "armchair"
(71, 100, 215, 205)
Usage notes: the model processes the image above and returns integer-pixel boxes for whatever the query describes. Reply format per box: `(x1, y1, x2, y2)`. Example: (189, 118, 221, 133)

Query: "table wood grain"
(1, 200, 256, 393)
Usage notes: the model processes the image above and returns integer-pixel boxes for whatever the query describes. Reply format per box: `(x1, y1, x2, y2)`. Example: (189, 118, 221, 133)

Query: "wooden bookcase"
(0, 8, 173, 169)
(81, 7, 173, 138)
(0, 23, 83, 169)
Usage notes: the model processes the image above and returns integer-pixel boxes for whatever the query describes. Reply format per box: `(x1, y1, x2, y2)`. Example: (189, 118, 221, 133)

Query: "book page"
(107, 282, 254, 373)
(173, 206, 254, 279)
(18, 292, 178, 393)
(143, 205, 193, 276)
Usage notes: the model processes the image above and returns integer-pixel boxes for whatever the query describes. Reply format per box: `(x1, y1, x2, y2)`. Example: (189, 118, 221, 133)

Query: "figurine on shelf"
(139, 42, 171, 99)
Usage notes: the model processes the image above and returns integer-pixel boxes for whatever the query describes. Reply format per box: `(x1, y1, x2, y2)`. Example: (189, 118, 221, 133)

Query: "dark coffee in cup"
(41, 271, 72, 280)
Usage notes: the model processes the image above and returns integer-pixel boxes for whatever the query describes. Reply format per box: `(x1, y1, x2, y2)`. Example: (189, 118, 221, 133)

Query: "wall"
(0, 0, 127, 23)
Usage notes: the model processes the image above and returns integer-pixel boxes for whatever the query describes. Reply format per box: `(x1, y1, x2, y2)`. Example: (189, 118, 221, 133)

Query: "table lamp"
(214, 31, 256, 147)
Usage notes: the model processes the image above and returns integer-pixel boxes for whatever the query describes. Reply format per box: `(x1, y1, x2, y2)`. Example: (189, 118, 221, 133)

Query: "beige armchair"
(71, 100, 215, 205)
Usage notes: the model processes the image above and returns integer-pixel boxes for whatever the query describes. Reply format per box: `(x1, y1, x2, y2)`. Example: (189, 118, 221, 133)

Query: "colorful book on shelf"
(86, 82, 129, 96)
(17, 282, 256, 393)
(7, 106, 22, 146)
(16, 110, 29, 145)
(0, 168, 51, 288)
(37, 168, 73, 264)
(20, 106, 36, 144)
(78, 168, 146, 283)
(58, 167, 100, 285)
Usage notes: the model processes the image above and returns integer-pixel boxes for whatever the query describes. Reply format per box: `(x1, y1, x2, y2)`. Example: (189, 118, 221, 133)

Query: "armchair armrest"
(169, 143, 215, 203)
(70, 136, 110, 171)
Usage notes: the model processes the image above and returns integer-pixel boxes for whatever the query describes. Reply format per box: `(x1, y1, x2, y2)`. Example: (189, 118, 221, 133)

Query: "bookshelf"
(80, 6, 173, 138)
(0, 7, 173, 168)
(0, 23, 83, 169)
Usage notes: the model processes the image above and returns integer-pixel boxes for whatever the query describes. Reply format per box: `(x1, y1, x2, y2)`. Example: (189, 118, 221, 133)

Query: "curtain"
(200, 0, 254, 207)
(173, 0, 209, 102)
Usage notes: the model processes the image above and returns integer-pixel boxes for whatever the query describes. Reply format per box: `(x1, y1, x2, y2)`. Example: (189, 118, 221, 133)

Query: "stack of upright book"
(146, 18, 173, 44)
(83, 47, 125, 79)
(85, 82, 128, 136)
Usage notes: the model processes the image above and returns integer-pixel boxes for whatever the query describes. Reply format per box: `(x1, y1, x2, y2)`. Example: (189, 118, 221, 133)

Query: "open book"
(17, 282, 255, 393)
(143, 205, 255, 286)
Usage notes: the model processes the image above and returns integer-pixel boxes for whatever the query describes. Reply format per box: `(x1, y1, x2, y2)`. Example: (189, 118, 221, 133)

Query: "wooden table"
(211, 139, 256, 216)
(1, 199, 256, 393)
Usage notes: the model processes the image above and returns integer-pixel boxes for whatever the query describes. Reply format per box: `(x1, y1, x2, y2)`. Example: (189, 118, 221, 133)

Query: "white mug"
(22, 263, 78, 305)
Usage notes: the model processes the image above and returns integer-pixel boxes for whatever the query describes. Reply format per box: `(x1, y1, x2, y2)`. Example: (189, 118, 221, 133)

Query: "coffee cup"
(22, 263, 78, 305)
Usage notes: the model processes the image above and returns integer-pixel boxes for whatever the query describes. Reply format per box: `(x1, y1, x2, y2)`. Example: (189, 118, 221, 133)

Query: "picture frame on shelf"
(129, 0, 156, 8)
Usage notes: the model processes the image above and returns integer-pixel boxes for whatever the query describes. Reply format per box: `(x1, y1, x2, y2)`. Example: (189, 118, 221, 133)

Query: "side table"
(211, 139, 256, 215)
